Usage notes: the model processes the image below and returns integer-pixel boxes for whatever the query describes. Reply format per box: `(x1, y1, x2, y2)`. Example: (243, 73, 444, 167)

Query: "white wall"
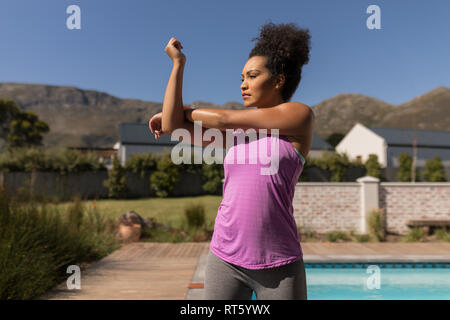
(336, 123, 387, 167)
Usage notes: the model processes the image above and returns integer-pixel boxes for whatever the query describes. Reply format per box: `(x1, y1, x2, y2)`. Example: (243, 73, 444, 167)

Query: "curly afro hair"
(249, 21, 311, 102)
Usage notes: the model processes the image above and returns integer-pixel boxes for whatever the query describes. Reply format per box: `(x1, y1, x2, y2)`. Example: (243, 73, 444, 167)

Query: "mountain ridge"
(0, 82, 448, 149)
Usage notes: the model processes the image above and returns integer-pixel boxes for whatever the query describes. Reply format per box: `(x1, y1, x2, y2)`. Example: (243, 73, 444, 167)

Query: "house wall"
(336, 123, 387, 167)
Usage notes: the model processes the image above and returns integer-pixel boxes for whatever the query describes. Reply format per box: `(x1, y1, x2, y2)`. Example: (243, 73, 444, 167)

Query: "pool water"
(251, 262, 450, 300)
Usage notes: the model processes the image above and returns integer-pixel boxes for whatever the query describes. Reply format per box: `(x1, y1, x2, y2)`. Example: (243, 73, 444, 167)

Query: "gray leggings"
(204, 251, 307, 300)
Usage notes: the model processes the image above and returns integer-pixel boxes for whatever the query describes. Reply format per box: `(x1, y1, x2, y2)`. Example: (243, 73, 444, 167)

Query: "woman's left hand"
(165, 37, 186, 64)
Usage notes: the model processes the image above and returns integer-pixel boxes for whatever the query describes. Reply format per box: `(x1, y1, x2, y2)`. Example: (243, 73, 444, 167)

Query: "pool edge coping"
(185, 253, 450, 299)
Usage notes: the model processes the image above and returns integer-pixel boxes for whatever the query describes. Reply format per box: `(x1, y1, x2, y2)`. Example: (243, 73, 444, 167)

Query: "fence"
(0, 170, 205, 201)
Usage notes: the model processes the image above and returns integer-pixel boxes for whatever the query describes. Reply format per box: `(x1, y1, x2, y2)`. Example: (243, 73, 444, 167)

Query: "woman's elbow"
(161, 123, 172, 135)
(217, 112, 228, 130)
(162, 118, 184, 135)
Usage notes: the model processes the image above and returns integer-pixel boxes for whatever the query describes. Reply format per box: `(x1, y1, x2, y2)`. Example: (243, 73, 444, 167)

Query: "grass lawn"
(47, 195, 223, 230)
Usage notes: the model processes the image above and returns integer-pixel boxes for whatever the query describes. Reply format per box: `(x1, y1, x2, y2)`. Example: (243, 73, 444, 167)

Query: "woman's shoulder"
(282, 101, 313, 115)
(293, 101, 313, 113)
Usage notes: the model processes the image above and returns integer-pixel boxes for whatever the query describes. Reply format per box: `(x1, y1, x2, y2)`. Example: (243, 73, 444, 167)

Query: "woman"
(149, 21, 314, 300)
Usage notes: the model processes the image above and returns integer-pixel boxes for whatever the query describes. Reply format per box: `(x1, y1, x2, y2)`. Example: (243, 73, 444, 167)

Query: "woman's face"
(240, 55, 284, 109)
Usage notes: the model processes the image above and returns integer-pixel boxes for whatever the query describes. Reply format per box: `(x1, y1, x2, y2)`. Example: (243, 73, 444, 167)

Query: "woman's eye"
(240, 76, 255, 82)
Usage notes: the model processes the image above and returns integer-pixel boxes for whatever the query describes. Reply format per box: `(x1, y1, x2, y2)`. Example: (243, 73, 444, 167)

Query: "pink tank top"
(209, 129, 306, 269)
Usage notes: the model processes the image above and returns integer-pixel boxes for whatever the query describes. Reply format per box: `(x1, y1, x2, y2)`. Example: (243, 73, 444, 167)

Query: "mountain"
(379, 87, 450, 131)
(310, 93, 394, 139)
(0, 82, 448, 149)
(310, 86, 450, 139)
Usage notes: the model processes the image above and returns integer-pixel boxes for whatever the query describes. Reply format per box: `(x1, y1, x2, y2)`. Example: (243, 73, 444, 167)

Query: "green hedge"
(299, 151, 367, 182)
(0, 146, 106, 174)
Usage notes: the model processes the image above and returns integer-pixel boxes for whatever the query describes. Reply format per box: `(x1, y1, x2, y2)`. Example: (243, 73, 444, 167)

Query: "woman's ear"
(275, 74, 285, 89)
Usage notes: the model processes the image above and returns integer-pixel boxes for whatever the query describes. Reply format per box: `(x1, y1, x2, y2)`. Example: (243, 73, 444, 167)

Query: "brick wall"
(380, 183, 450, 234)
(292, 180, 450, 235)
(293, 183, 361, 234)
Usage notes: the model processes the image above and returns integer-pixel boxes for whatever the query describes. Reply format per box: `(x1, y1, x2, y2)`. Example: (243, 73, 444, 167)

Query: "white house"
(336, 122, 450, 168)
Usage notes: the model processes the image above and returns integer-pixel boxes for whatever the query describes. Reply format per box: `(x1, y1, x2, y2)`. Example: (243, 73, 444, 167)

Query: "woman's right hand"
(149, 112, 165, 139)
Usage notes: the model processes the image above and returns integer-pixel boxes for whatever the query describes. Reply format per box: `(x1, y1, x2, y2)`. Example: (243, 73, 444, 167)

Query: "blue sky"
(0, 0, 449, 107)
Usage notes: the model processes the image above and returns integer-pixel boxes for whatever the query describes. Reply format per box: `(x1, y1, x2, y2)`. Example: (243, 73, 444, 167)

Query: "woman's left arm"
(187, 102, 314, 137)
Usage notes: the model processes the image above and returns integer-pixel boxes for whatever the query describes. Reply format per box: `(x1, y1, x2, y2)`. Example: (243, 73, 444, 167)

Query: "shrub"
(315, 152, 349, 182)
(435, 228, 450, 242)
(67, 194, 84, 231)
(396, 153, 420, 182)
(367, 208, 385, 242)
(349, 230, 371, 242)
(142, 222, 186, 243)
(0, 146, 106, 174)
(297, 223, 316, 242)
(124, 153, 158, 179)
(201, 162, 224, 195)
(326, 231, 349, 242)
(51, 148, 106, 175)
(365, 154, 381, 179)
(402, 227, 425, 242)
(103, 156, 128, 199)
(0, 187, 119, 299)
(184, 202, 206, 228)
(422, 156, 446, 182)
(310, 151, 363, 182)
(150, 152, 181, 198)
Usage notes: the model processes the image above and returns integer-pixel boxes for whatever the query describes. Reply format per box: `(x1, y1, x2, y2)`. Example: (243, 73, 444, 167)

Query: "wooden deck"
(38, 241, 450, 300)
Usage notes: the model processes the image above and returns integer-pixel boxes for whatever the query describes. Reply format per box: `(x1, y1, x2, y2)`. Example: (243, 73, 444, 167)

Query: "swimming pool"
(251, 262, 450, 300)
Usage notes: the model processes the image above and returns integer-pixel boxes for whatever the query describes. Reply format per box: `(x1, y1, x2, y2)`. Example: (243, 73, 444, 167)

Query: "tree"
(365, 154, 381, 179)
(326, 133, 345, 148)
(0, 98, 50, 151)
(397, 153, 420, 182)
(150, 154, 180, 197)
(0, 98, 21, 152)
(103, 156, 128, 199)
(422, 156, 446, 182)
(8, 111, 50, 149)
